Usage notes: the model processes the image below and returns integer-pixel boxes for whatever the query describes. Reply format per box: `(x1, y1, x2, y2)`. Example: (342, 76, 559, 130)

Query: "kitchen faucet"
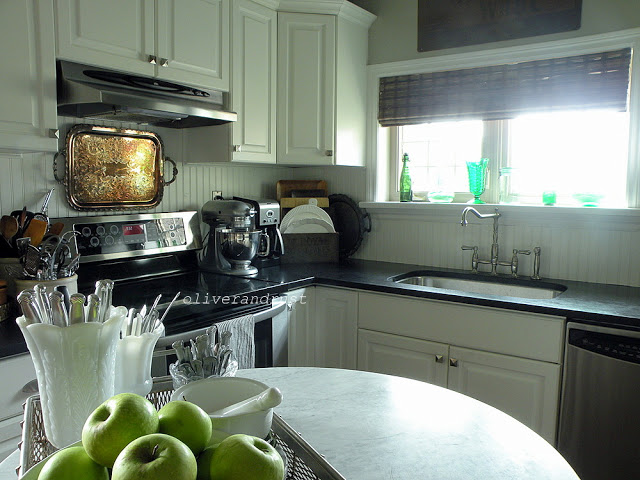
(461, 207, 502, 275)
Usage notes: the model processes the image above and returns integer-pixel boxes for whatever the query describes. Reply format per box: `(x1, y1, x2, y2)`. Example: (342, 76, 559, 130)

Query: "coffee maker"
(201, 199, 265, 276)
(234, 197, 283, 268)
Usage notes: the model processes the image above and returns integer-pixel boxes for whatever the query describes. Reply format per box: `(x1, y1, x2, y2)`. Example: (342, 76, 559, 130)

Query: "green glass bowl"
(573, 193, 604, 207)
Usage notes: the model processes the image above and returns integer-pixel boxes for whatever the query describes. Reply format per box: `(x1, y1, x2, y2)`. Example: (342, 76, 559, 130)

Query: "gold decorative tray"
(54, 125, 177, 210)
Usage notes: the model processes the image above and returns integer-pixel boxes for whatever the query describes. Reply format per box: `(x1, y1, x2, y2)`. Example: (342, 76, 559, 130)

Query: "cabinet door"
(447, 346, 561, 444)
(358, 329, 449, 387)
(277, 13, 335, 165)
(230, 0, 276, 163)
(314, 287, 357, 369)
(287, 288, 315, 367)
(156, 0, 229, 91)
(55, 0, 155, 75)
(0, 0, 58, 153)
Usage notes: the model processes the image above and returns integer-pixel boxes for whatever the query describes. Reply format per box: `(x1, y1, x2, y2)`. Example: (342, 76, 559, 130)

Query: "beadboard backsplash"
(353, 204, 640, 288)
(0, 117, 367, 220)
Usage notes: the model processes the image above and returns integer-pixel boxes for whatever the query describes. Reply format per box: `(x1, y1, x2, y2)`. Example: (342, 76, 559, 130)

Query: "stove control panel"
(75, 217, 187, 256)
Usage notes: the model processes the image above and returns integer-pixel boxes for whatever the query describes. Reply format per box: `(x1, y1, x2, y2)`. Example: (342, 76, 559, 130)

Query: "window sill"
(358, 201, 640, 227)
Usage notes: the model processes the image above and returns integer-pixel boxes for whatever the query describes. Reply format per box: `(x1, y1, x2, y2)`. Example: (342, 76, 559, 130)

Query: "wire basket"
(18, 381, 345, 480)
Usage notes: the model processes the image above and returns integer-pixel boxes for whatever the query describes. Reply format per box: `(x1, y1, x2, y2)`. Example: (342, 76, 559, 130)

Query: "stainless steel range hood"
(57, 61, 237, 128)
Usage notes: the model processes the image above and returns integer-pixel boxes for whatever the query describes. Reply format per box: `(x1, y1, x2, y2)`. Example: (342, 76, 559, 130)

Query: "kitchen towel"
(215, 315, 255, 370)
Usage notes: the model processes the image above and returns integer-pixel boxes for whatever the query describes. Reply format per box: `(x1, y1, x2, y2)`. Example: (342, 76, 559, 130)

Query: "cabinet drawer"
(0, 354, 36, 422)
(358, 292, 564, 363)
(0, 415, 22, 462)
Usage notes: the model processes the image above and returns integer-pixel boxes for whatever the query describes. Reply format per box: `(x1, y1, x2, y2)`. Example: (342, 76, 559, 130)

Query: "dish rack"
(18, 384, 345, 480)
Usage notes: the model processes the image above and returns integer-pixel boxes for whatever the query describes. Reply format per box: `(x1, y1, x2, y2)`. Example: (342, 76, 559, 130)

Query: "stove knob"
(81, 227, 92, 237)
(105, 235, 114, 246)
(90, 237, 100, 247)
(96, 226, 106, 236)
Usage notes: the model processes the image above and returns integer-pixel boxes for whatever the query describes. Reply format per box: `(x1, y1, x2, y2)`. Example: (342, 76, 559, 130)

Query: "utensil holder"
(114, 324, 165, 396)
(14, 274, 78, 297)
(16, 307, 126, 448)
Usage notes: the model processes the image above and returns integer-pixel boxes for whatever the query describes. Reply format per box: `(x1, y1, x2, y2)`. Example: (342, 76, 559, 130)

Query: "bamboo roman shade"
(378, 48, 632, 127)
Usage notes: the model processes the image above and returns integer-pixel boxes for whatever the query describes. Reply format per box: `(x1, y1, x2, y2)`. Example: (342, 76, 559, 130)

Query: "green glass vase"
(466, 158, 489, 204)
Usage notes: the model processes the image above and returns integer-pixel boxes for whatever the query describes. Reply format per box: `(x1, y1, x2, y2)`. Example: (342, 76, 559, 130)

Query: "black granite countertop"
(2, 259, 640, 360)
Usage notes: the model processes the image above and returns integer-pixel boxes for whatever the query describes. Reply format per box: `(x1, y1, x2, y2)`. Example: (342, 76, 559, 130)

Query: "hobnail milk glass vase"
(466, 158, 490, 204)
(16, 307, 126, 448)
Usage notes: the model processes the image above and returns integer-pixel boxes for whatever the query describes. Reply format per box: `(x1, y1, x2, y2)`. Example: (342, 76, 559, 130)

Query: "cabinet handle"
(449, 358, 459, 367)
(287, 303, 293, 311)
(148, 55, 157, 65)
(49, 129, 59, 139)
(233, 145, 242, 152)
(325, 150, 333, 157)
(160, 58, 169, 67)
(435, 354, 444, 363)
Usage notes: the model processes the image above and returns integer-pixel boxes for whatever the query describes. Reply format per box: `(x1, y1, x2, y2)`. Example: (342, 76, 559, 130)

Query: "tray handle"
(52, 149, 66, 184)
(164, 157, 178, 186)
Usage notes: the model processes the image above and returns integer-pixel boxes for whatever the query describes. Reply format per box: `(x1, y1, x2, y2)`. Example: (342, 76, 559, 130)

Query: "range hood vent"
(57, 61, 237, 128)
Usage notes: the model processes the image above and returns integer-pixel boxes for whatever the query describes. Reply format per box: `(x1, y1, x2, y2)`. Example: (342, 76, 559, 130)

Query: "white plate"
(280, 205, 333, 233)
(282, 217, 336, 234)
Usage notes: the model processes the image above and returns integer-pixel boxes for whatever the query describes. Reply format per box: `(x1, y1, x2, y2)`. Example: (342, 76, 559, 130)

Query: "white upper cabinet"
(277, 3, 375, 166)
(55, 0, 229, 91)
(230, 0, 277, 163)
(0, 0, 58, 153)
(156, 0, 229, 91)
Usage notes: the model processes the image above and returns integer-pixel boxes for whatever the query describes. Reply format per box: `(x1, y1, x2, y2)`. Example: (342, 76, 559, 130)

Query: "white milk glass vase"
(16, 307, 126, 448)
(114, 323, 165, 396)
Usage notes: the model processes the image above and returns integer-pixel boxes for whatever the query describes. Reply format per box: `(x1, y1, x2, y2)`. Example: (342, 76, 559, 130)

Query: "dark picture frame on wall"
(418, 0, 582, 52)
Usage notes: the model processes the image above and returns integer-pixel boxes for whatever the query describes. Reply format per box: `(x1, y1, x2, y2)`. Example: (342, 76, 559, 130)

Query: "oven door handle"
(155, 296, 287, 351)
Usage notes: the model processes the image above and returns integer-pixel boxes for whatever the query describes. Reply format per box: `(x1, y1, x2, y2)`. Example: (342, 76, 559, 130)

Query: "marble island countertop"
(2, 258, 640, 359)
(0, 367, 580, 480)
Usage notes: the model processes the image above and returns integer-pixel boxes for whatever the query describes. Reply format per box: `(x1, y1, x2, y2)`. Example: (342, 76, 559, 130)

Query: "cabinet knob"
(49, 129, 59, 139)
(325, 150, 333, 157)
(233, 145, 242, 152)
(287, 303, 293, 311)
(148, 55, 157, 65)
(449, 358, 459, 367)
(160, 58, 169, 67)
(435, 354, 444, 363)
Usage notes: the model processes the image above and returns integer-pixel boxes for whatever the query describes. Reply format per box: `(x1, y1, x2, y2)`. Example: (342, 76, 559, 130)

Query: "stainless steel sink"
(391, 272, 566, 299)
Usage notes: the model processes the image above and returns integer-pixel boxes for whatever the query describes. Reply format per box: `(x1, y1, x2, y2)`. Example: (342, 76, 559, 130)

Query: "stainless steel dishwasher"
(557, 322, 640, 480)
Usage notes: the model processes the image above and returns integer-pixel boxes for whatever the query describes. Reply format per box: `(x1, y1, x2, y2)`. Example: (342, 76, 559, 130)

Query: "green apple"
(209, 434, 284, 480)
(82, 392, 159, 468)
(196, 445, 218, 480)
(158, 400, 213, 455)
(38, 445, 109, 480)
(111, 433, 198, 480)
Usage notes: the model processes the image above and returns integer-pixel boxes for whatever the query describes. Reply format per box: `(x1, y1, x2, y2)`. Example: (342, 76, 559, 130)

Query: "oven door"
(151, 297, 287, 378)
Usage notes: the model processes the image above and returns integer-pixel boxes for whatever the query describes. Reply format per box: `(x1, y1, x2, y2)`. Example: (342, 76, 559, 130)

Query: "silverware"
(94, 279, 114, 323)
(68, 293, 86, 324)
(49, 291, 68, 327)
(17, 291, 41, 325)
(33, 284, 51, 325)
(159, 291, 181, 324)
(86, 294, 101, 323)
(125, 308, 137, 336)
(54, 285, 70, 312)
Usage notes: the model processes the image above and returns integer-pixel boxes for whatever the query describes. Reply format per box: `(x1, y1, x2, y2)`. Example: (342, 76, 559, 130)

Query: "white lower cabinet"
(357, 291, 564, 445)
(358, 329, 448, 387)
(447, 346, 560, 443)
(313, 287, 357, 369)
(287, 287, 316, 367)
(0, 353, 37, 462)
(287, 286, 358, 369)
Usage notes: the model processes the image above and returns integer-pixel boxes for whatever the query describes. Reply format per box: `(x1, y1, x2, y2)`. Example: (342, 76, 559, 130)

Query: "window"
(395, 108, 630, 206)
(380, 46, 635, 207)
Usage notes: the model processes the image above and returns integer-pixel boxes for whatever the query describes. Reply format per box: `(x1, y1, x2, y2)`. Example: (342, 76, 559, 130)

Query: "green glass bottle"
(399, 153, 412, 202)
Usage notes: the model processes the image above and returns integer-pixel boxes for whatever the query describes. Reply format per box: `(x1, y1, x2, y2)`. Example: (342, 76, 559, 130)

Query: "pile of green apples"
(37, 393, 285, 480)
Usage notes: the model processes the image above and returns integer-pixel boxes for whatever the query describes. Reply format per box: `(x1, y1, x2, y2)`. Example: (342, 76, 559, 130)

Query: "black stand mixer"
(200, 199, 265, 276)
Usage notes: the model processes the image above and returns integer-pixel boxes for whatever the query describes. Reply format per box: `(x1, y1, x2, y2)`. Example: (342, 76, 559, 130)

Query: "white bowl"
(171, 377, 273, 439)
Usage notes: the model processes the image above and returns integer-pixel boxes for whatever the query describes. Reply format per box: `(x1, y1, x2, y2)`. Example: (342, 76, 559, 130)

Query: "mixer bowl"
(219, 229, 260, 265)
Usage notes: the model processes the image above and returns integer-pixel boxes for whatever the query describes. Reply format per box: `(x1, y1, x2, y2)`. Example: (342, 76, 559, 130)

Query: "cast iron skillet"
(327, 194, 371, 259)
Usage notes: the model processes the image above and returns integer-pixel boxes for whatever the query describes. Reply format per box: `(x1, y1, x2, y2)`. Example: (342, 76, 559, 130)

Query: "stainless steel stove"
(52, 211, 288, 371)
